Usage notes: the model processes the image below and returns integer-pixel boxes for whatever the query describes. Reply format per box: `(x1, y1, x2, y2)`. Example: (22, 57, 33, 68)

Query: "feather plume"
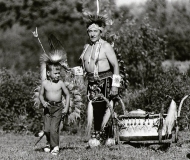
(40, 62, 47, 81)
(163, 99, 177, 135)
(39, 36, 67, 80)
(47, 34, 69, 70)
(48, 34, 67, 54)
(40, 50, 65, 64)
(178, 95, 189, 117)
(33, 87, 42, 108)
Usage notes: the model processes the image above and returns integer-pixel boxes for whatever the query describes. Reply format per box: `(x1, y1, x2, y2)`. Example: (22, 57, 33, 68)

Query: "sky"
(115, 0, 179, 6)
(115, 0, 147, 6)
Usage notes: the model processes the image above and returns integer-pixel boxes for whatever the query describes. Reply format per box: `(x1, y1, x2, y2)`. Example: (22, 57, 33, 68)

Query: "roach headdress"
(40, 34, 69, 81)
(82, 0, 113, 32)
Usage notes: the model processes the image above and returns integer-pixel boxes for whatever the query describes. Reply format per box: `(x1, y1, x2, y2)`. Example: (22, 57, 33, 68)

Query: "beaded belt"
(48, 101, 62, 105)
(86, 70, 113, 82)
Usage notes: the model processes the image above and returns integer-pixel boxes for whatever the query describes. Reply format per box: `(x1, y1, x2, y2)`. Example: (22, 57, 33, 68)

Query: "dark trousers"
(44, 104, 62, 148)
(92, 101, 107, 131)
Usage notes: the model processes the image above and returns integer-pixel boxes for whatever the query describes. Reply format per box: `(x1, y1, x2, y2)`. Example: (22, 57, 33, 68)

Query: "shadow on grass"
(60, 146, 81, 150)
(123, 141, 171, 152)
(34, 146, 83, 153)
(34, 147, 45, 152)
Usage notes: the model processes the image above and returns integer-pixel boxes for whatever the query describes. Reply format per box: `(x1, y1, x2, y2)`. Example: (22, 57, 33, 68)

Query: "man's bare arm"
(104, 43, 120, 95)
(104, 43, 119, 75)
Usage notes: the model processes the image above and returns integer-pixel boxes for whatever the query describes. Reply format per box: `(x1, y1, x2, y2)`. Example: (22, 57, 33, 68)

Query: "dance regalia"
(80, 39, 115, 142)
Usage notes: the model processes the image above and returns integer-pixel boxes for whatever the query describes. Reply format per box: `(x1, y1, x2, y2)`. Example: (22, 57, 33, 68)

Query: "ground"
(0, 131, 190, 160)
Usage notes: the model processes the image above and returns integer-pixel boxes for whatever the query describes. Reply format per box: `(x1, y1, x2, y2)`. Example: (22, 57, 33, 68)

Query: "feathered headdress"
(32, 28, 69, 81)
(40, 34, 69, 81)
(82, 0, 113, 32)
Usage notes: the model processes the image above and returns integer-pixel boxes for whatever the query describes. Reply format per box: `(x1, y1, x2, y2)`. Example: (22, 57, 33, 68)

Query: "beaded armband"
(112, 74, 121, 87)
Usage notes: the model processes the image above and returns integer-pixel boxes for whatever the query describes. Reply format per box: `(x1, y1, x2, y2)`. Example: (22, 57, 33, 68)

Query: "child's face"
(47, 66, 61, 81)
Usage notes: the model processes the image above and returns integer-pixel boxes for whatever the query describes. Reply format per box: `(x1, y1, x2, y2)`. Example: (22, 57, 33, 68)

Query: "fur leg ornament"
(86, 100, 93, 136)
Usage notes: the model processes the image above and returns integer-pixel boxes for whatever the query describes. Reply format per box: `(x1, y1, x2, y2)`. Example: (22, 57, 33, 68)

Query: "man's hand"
(110, 86, 118, 96)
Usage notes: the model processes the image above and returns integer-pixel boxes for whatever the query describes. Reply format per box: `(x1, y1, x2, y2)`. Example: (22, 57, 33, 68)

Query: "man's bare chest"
(83, 45, 107, 61)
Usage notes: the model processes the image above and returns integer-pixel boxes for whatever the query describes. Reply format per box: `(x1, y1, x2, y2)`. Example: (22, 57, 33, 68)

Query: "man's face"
(47, 66, 61, 81)
(87, 28, 101, 43)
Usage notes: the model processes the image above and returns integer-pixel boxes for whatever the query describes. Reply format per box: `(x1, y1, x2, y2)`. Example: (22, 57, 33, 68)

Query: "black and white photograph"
(0, 0, 190, 159)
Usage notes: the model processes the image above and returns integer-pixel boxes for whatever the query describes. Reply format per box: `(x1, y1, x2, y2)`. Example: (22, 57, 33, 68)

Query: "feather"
(68, 112, 80, 124)
(64, 81, 70, 86)
(39, 35, 69, 81)
(74, 102, 84, 107)
(33, 92, 39, 98)
(96, 0, 99, 15)
(40, 62, 47, 81)
(74, 108, 81, 114)
(48, 34, 67, 54)
(48, 34, 68, 68)
(86, 101, 93, 136)
(33, 85, 42, 108)
(74, 95, 83, 102)
(178, 95, 189, 117)
(67, 83, 74, 91)
(72, 90, 81, 95)
(163, 99, 177, 135)
(82, 8, 112, 26)
(48, 50, 65, 63)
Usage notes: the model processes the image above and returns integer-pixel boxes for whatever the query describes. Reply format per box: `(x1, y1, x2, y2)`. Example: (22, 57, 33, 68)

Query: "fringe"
(86, 100, 93, 136)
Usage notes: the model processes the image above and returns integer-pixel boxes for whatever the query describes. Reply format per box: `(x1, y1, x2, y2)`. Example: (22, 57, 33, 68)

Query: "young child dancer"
(39, 51, 70, 155)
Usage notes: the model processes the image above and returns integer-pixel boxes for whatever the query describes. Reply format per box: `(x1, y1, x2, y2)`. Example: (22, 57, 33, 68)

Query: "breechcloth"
(87, 70, 113, 131)
(44, 101, 62, 148)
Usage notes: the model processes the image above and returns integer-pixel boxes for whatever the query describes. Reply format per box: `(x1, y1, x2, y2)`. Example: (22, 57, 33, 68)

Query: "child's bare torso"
(43, 80, 63, 102)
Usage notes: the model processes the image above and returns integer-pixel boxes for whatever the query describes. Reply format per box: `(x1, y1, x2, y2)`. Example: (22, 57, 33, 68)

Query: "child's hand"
(42, 101, 50, 108)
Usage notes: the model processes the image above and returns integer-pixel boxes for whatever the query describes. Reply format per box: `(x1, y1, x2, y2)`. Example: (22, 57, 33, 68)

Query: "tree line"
(0, 0, 190, 73)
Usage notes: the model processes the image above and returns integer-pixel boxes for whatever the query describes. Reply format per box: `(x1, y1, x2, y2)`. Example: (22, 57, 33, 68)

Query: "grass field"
(0, 131, 190, 160)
